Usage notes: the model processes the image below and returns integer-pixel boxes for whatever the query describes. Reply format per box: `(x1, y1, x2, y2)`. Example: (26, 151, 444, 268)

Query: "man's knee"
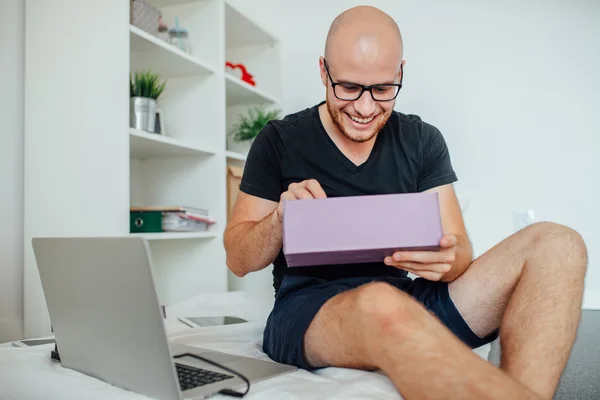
(523, 222, 588, 270)
(353, 282, 423, 338)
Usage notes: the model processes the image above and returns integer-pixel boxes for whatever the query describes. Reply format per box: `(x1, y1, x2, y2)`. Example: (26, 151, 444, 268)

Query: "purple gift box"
(282, 192, 443, 267)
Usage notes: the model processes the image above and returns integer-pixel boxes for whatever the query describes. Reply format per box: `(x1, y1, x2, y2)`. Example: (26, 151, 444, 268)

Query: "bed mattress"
(0, 290, 491, 400)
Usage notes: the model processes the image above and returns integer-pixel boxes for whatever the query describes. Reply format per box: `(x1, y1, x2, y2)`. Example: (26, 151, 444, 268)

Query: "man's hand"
(276, 179, 327, 222)
(384, 234, 459, 281)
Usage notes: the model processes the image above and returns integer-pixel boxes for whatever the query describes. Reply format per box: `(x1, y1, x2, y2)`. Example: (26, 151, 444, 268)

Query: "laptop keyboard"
(175, 363, 234, 391)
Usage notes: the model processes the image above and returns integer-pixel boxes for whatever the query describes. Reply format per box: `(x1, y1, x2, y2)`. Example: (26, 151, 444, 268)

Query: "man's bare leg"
(304, 282, 539, 400)
(449, 222, 588, 399)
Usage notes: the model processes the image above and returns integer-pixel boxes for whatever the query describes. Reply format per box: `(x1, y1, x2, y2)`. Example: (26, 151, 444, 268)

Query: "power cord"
(173, 353, 250, 398)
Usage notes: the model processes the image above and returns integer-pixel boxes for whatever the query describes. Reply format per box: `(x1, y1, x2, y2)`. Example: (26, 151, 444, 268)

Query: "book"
(162, 213, 215, 232)
(130, 205, 209, 216)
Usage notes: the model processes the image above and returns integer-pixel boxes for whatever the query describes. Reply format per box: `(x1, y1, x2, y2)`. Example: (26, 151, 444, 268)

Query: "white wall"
(24, 0, 131, 338)
(229, 0, 600, 303)
(0, 0, 25, 342)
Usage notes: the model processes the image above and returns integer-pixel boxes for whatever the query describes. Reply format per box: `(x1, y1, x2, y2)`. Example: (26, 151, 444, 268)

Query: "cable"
(173, 353, 250, 398)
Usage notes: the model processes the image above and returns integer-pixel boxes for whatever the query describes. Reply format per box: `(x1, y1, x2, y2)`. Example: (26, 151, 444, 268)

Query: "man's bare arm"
(224, 192, 282, 277)
(224, 179, 328, 277)
(427, 183, 473, 282)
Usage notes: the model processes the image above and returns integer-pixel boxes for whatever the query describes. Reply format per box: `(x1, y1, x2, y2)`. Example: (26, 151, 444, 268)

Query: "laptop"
(31, 236, 296, 400)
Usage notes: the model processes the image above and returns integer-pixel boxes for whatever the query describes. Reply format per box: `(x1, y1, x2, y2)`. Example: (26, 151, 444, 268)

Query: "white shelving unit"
(130, 25, 217, 77)
(23, 0, 281, 338)
(225, 73, 280, 105)
(130, 128, 217, 158)
(131, 232, 219, 240)
(225, 150, 247, 162)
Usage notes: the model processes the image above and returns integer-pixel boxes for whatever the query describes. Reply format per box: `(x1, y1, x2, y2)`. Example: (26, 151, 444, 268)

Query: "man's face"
(321, 57, 403, 143)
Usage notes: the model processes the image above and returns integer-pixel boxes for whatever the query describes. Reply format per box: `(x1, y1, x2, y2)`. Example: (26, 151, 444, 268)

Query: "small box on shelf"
(130, 0, 160, 36)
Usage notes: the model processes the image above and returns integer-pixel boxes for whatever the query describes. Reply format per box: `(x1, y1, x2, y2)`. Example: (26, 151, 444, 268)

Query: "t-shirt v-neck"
(315, 105, 385, 174)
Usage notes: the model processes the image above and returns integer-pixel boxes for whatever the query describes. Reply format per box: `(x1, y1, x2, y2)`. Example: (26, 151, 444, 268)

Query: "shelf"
(129, 25, 217, 78)
(130, 129, 216, 158)
(226, 151, 247, 161)
(225, 73, 279, 106)
(131, 232, 218, 240)
(225, 2, 277, 48)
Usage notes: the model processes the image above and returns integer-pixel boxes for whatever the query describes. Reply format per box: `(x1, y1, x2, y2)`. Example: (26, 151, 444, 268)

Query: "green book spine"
(130, 211, 163, 233)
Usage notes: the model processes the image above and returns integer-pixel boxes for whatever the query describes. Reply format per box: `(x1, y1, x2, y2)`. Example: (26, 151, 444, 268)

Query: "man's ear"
(319, 57, 328, 87)
(400, 59, 406, 80)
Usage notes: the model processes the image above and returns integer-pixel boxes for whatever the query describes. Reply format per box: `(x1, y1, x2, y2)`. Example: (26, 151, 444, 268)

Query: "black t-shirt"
(239, 101, 458, 293)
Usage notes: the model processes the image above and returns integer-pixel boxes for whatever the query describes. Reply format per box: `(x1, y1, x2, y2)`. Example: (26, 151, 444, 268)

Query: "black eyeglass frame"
(323, 58, 404, 102)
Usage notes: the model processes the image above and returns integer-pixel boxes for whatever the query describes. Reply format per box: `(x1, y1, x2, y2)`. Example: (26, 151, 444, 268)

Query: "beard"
(326, 91, 391, 143)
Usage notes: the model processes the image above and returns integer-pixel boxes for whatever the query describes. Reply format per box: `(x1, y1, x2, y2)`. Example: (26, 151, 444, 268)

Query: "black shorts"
(262, 275, 498, 370)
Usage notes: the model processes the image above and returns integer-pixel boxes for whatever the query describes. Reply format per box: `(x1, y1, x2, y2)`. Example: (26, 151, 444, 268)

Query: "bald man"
(224, 6, 587, 400)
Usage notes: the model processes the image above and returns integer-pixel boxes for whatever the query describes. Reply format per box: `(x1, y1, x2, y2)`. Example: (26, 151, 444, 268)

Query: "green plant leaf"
(231, 106, 282, 142)
(130, 70, 167, 100)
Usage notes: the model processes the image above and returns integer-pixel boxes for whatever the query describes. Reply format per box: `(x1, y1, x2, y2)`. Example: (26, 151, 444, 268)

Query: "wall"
(24, 0, 131, 338)
(229, 0, 600, 304)
(0, 0, 25, 342)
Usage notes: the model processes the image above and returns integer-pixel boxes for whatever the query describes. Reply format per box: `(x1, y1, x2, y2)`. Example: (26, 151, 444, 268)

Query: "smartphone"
(177, 316, 248, 328)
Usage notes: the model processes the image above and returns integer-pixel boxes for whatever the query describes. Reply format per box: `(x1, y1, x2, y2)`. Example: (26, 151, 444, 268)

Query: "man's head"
(321, 6, 404, 143)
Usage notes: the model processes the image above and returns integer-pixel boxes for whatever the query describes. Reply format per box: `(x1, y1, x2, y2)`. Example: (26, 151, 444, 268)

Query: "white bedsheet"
(0, 290, 490, 400)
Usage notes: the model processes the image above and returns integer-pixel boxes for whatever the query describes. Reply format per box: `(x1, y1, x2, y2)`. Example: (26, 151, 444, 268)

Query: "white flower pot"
(130, 97, 157, 132)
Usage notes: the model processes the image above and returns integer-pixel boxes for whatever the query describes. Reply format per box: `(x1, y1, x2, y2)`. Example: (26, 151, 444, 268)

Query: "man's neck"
(318, 103, 377, 167)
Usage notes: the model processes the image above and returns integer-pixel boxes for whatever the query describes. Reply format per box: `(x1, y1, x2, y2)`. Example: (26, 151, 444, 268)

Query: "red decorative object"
(226, 61, 256, 86)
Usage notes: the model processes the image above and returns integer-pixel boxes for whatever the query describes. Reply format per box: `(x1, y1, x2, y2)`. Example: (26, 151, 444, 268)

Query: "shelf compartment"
(225, 73, 279, 106)
(225, 2, 277, 48)
(130, 129, 216, 158)
(130, 25, 217, 78)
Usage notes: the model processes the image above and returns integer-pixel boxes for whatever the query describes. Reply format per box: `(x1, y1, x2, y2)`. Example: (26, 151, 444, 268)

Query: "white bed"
(0, 291, 490, 400)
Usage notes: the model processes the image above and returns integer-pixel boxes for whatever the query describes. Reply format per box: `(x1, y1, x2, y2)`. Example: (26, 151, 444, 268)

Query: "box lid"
(282, 192, 443, 256)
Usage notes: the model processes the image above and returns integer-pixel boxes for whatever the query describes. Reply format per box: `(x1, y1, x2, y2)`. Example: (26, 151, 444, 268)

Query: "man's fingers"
(385, 259, 451, 274)
(392, 249, 455, 264)
(279, 180, 326, 220)
(289, 184, 314, 200)
(440, 234, 457, 248)
(295, 188, 314, 200)
(287, 180, 326, 200)
(303, 179, 327, 199)
(399, 266, 444, 281)
(413, 270, 444, 281)
(280, 191, 296, 202)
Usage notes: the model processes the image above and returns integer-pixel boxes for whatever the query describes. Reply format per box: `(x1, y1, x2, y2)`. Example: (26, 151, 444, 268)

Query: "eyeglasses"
(323, 58, 403, 102)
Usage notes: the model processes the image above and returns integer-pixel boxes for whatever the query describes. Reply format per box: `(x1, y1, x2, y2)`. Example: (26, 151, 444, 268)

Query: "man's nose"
(353, 90, 377, 116)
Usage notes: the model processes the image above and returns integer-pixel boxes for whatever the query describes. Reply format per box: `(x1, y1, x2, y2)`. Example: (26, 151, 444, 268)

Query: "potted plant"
(228, 106, 281, 154)
(130, 70, 166, 133)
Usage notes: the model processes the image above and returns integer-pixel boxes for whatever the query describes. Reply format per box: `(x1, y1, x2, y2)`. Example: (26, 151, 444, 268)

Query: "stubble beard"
(326, 92, 390, 143)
